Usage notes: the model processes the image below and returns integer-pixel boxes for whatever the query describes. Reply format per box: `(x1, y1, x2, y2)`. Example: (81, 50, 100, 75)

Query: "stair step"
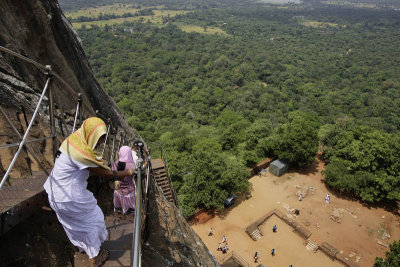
(155, 175, 168, 180)
(250, 229, 261, 240)
(164, 191, 173, 196)
(157, 181, 170, 187)
(162, 191, 172, 196)
(154, 172, 167, 176)
(305, 240, 318, 252)
(156, 177, 169, 184)
(156, 179, 169, 185)
(152, 166, 166, 170)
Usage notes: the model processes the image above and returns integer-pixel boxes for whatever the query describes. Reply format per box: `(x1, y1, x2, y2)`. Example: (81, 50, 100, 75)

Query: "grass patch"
(72, 17, 138, 28)
(70, 9, 189, 29)
(65, 4, 164, 19)
(299, 20, 339, 28)
(177, 24, 228, 35)
(257, 0, 301, 4)
(321, 1, 379, 9)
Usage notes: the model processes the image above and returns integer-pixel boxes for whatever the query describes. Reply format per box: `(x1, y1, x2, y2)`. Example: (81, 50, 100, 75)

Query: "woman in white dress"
(44, 117, 134, 267)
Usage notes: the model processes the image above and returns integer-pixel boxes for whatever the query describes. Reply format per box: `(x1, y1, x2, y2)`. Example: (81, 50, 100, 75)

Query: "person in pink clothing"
(112, 146, 136, 215)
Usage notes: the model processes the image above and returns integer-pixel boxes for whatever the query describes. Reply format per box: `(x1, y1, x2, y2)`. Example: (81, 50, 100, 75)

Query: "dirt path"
(191, 158, 400, 267)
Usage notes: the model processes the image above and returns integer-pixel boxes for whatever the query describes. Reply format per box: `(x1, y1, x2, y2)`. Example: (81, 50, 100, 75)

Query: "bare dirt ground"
(191, 157, 400, 267)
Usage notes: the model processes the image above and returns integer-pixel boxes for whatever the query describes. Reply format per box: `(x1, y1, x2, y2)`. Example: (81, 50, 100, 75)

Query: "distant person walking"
(254, 251, 259, 263)
(273, 225, 277, 232)
(217, 243, 222, 251)
(208, 227, 213, 236)
(298, 193, 303, 201)
(222, 235, 226, 243)
(271, 248, 275, 256)
(325, 194, 330, 204)
(224, 243, 228, 253)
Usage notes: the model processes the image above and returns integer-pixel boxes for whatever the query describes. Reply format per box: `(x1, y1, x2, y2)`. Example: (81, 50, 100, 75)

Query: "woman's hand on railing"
(128, 168, 135, 176)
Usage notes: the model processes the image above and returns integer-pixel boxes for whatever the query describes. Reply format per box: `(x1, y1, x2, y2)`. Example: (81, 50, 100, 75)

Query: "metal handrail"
(0, 45, 93, 113)
(0, 46, 48, 73)
(132, 144, 144, 267)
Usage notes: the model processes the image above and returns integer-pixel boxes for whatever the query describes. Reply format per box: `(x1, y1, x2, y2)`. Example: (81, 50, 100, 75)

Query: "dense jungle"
(60, 0, 400, 231)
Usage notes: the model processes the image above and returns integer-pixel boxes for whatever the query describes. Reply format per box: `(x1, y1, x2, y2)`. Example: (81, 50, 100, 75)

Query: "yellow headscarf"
(59, 117, 110, 170)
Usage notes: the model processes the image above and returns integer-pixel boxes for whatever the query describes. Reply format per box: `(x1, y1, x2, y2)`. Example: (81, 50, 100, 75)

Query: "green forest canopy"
(64, 0, 400, 216)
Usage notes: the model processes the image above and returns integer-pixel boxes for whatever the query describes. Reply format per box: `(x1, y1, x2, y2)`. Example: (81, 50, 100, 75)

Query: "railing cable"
(0, 77, 51, 190)
(0, 107, 50, 176)
(0, 45, 94, 116)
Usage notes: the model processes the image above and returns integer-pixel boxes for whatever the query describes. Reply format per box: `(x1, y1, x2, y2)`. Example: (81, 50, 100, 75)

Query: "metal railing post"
(46, 65, 57, 161)
(116, 134, 122, 157)
(101, 119, 110, 157)
(132, 143, 144, 267)
(78, 94, 83, 125)
(109, 135, 115, 163)
(72, 93, 81, 133)
(146, 147, 151, 195)
(0, 77, 51, 190)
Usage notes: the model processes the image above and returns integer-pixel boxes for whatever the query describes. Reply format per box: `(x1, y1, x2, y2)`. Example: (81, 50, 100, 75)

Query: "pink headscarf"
(112, 146, 136, 171)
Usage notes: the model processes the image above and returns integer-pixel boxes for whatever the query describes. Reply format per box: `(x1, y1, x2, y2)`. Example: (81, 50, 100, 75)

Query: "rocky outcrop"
(0, 0, 129, 128)
(0, 0, 218, 266)
(143, 179, 218, 266)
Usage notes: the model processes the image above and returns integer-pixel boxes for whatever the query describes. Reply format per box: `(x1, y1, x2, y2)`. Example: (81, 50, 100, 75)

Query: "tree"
(322, 126, 400, 203)
(374, 240, 400, 267)
(179, 149, 249, 217)
(262, 111, 319, 167)
(219, 120, 249, 151)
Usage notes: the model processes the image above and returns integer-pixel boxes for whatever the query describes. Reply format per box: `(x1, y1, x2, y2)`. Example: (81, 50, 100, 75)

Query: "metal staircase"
(151, 158, 176, 204)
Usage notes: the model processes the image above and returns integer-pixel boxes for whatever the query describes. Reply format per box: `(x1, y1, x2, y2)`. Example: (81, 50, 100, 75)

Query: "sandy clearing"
(191, 158, 400, 267)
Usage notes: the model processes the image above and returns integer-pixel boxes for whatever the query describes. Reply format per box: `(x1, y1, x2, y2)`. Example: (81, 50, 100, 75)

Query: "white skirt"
(49, 199, 108, 258)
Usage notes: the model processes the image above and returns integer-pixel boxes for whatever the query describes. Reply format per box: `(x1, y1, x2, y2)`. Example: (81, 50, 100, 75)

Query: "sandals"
(97, 249, 109, 267)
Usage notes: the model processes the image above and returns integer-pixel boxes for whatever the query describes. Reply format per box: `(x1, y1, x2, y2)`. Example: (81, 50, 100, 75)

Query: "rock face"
(0, 0, 218, 266)
(143, 180, 219, 267)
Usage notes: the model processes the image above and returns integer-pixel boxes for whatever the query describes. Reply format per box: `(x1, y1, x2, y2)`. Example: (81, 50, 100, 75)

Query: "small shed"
(269, 159, 288, 177)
